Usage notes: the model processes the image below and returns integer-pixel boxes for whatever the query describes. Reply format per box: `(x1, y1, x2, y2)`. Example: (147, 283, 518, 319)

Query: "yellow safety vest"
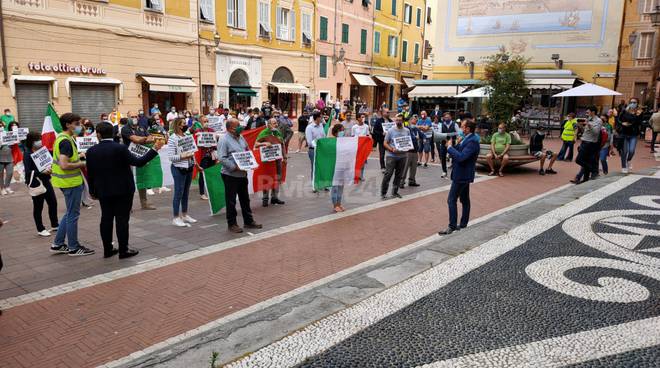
(51, 133, 83, 188)
(561, 119, 577, 142)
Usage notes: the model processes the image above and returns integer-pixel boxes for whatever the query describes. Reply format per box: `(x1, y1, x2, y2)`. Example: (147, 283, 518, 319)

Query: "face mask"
(181, 125, 188, 133)
(209, 110, 215, 115)
(396, 122, 403, 128)
(5, 112, 10, 116)
(628, 103, 638, 109)
(138, 111, 144, 116)
(74, 126, 83, 135)
(34, 141, 43, 149)
(131, 118, 138, 125)
(537, 130, 545, 135)
(86, 128, 93, 134)
(234, 126, 244, 135)
(171, 109, 176, 113)
(338, 131, 345, 137)
(498, 128, 504, 134)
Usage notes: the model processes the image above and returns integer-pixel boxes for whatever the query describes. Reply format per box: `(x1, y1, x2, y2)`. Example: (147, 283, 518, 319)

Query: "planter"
(477, 144, 538, 168)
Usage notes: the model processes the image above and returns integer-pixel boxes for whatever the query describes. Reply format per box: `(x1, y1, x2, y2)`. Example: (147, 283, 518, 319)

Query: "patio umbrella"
(552, 83, 622, 97)
(454, 86, 492, 98)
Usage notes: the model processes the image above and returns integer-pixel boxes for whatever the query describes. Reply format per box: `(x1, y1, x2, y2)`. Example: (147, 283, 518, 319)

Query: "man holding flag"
(305, 111, 326, 192)
(121, 111, 158, 210)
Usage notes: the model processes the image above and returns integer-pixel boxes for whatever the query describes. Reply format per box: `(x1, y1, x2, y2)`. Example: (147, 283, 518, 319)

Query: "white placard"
(177, 134, 197, 155)
(17, 128, 29, 141)
(259, 144, 283, 162)
(75, 136, 98, 153)
(381, 122, 395, 132)
(128, 143, 151, 157)
(0, 130, 19, 146)
(31, 147, 53, 172)
(393, 135, 414, 151)
(196, 132, 217, 147)
(231, 151, 259, 170)
(207, 116, 226, 133)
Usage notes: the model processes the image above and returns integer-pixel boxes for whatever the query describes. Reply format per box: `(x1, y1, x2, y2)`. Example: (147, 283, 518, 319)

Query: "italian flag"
(41, 104, 62, 151)
(203, 164, 226, 215)
(313, 136, 372, 191)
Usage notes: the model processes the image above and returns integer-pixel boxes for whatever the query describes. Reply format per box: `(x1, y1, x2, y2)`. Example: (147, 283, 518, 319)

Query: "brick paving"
(0, 138, 657, 368)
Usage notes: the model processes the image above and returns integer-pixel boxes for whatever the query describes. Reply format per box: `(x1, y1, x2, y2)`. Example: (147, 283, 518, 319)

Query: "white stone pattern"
(526, 195, 660, 303)
(144, 12, 164, 28)
(11, 0, 44, 8)
(73, 0, 101, 17)
(226, 176, 651, 367)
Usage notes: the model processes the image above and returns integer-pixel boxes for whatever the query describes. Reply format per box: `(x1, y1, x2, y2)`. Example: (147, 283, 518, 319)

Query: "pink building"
(315, 0, 375, 110)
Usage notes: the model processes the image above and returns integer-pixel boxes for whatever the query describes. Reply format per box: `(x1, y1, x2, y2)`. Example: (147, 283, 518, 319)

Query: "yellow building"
(204, 0, 315, 116)
(1, 0, 212, 131)
(373, 0, 405, 107)
(400, 0, 427, 95)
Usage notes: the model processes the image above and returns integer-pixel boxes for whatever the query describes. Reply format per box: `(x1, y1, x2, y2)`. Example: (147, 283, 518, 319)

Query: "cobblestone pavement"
(230, 175, 660, 368)
(0, 139, 657, 368)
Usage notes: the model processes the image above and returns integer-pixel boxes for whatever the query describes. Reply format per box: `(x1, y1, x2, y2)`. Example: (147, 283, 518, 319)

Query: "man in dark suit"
(439, 119, 480, 235)
(86, 122, 163, 258)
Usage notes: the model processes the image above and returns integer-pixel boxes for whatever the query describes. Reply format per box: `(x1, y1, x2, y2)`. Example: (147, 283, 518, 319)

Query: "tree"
(483, 49, 529, 131)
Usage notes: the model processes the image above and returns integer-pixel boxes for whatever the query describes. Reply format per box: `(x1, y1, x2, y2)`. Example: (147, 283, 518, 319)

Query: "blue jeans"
(620, 135, 637, 168)
(54, 184, 83, 250)
(557, 141, 574, 161)
(599, 147, 609, 174)
(447, 181, 470, 229)
(308, 148, 315, 179)
(331, 185, 344, 205)
(171, 165, 192, 217)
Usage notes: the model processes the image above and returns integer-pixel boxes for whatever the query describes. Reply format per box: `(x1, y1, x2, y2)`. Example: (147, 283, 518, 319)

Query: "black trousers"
(375, 137, 386, 169)
(381, 156, 407, 196)
(32, 179, 59, 232)
(222, 174, 255, 226)
(99, 194, 134, 254)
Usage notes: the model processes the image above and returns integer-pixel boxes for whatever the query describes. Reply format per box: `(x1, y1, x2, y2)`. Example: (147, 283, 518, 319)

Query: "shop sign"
(28, 61, 107, 75)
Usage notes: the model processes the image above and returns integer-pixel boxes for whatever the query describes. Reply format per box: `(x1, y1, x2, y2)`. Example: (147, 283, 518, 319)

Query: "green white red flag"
(313, 136, 372, 190)
(41, 104, 62, 151)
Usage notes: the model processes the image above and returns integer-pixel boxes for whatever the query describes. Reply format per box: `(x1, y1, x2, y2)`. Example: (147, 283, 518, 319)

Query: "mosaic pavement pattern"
(228, 176, 660, 367)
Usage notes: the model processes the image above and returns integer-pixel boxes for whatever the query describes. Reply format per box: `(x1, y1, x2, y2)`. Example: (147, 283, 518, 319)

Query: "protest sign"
(393, 135, 414, 151)
(196, 132, 217, 147)
(16, 128, 29, 141)
(75, 136, 98, 153)
(31, 147, 53, 172)
(259, 144, 283, 162)
(0, 130, 19, 146)
(382, 122, 395, 132)
(207, 116, 226, 133)
(178, 134, 197, 155)
(231, 151, 259, 170)
(128, 143, 151, 158)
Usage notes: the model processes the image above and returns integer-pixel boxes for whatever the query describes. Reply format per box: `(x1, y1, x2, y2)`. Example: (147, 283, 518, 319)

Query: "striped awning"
(352, 73, 377, 87)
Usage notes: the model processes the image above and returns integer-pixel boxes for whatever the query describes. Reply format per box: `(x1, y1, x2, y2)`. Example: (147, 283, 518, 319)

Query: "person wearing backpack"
(599, 114, 614, 175)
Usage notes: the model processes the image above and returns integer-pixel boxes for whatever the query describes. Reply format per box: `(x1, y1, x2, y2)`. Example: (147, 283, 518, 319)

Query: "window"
(374, 31, 381, 53)
(387, 35, 398, 57)
(320, 16, 328, 41)
(200, 0, 214, 22)
(401, 40, 408, 62)
(391, 0, 397, 16)
(416, 7, 421, 27)
(258, 2, 271, 38)
(641, 0, 659, 13)
(302, 12, 312, 45)
(414, 42, 419, 64)
(145, 0, 162, 12)
(404, 4, 412, 24)
(637, 32, 656, 59)
(227, 0, 246, 29)
(375, 0, 381, 10)
(360, 29, 367, 54)
(341, 23, 349, 43)
(427, 6, 432, 23)
(276, 7, 296, 41)
(319, 55, 328, 78)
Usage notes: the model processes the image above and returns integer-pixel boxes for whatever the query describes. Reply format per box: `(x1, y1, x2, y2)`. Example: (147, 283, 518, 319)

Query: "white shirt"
(351, 124, 370, 137)
(166, 112, 177, 122)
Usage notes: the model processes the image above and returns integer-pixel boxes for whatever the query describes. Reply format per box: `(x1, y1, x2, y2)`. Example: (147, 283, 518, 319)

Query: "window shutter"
(276, 7, 282, 38)
(237, 0, 246, 29)
(416, 8, 421, 26)
(319, 55, 327, 78)
(360, 29, 367, 54)
(342, 24, 349, 43)
(290, 9, 296, 41)
(402, 40, 407, 62)
(227, 0, 235, 27)
(653, 32, 658, 59)
(414, 43, 419, 63)
(392, 0, 396, 15)
(375, 0, 381, 10)
(374, 32, 380, 53)
(395, 37, 398, 57)
(320, 17, 328, 41)
(149, 0, 162, 11)
(639, 0, 647, 13)
(632, 35, 642, 59)
(200, 0, 214, 21)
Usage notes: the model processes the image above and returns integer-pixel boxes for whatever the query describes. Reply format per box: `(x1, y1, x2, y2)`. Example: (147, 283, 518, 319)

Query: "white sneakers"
(200, 194, 208, 200)
(37, 230, 51, 237)
(146, 189, 155, 195)
(5, 188, 13, 194)
(159, 186, 171, 193)
(182, 215, 197, 223)
(172, 217, 189, 227)
(622, 167, 629, 174)
(441, 171, 447, 178)
(0, 188, 6, 195)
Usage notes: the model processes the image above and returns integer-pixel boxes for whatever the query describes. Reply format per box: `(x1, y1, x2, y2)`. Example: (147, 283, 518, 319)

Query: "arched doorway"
(228, 69, 255, 111)
(269, 67, 300, 117)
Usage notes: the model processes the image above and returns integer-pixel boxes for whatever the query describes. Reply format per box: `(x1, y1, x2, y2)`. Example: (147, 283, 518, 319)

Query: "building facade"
(1, 0, 212, 131)
(616, 0, 660, 108)
(208, 0, 315, 117)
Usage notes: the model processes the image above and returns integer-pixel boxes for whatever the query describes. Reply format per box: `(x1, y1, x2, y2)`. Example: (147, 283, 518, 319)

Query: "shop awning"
(230, 87, 258, 96)
(526, 78, 576, 90)
(66, 77, 124, 100)
(409, 85, 466, 98)
(552, 83, 621, 97)
(352, 73, 377, 87)
(140, 75, 197, 93)
(454, 86, 491, 98)
(374, 75, 402, 85)
(9, 75, 58, 98)
(402, 78, 416, 87)
(268, 82, 309, 94)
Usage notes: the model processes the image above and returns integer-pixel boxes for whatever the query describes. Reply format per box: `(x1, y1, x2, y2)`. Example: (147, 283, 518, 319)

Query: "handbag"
(27, 170, 47, 197)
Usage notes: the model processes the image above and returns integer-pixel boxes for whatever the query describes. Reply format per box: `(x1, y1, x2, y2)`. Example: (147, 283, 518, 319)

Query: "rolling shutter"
(15, 83, 49, 132)
(71, 84, 116, 124)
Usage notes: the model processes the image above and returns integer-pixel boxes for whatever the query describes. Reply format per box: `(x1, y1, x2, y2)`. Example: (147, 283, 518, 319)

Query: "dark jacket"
(447, 133, 480, 183)
(617, 110, 642, 136)
(86, 140, 158, 199)
(23, 149, 52, 188)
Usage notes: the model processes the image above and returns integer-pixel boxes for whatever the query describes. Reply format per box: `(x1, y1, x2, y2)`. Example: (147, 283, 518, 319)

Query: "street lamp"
(213, 31, 221, 47)
(628, 31, 638, 46)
